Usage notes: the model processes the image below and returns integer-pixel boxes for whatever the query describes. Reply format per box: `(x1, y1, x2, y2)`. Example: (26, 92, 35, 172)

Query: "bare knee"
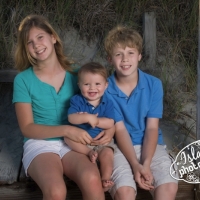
(80, 168, 104, 191)
(85, 169, 102, 188)
(114, 186, 136, 200)
(42, 183, 67, 200)
(99, 147, 113, 160)
(78, 171, 105, 199)
(154, 183, 178, 200)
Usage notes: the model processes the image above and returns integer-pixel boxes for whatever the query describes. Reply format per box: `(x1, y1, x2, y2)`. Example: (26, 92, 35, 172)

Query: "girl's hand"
(91, 126, 115, 145)
(66, 126, 93, 145)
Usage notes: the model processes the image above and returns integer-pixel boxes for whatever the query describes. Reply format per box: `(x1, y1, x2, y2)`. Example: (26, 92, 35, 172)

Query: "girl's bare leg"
(98, 147, 114, 191)
(62, 151, 105, 200)
(28, 153, 66, 200)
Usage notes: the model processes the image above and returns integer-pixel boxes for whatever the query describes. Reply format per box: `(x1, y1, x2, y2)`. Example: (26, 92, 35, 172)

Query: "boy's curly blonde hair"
(104, 26, 143, 57)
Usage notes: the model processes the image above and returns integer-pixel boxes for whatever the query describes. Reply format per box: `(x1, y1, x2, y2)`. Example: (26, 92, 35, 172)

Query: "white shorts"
(109, 145, 178, 199)
(22, 139, 71, 176)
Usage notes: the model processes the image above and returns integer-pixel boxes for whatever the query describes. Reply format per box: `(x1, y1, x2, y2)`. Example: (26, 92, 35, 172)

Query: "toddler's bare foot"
(88, 149, 98, 163)
(102, 180, 114, 192)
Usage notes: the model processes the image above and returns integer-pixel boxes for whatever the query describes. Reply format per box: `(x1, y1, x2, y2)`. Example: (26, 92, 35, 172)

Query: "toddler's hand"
(87, 113, 99, 128)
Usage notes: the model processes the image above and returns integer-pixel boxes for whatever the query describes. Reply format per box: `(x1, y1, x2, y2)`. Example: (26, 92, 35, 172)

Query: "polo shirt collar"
(107, 69, 145, 95)
(81, 94, 106, 105)
(137, 69, 145, 90)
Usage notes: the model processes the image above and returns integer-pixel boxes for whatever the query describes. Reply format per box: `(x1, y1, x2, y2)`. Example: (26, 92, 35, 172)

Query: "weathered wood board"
(0, 70, 18, 83)
(143, 12, 156, 70)
(0, 180, 195, 200)
(0, 83, 23, 184)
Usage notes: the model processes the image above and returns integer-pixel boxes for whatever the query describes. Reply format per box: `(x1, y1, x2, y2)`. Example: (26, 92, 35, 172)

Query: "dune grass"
(0, 0, 198, 125)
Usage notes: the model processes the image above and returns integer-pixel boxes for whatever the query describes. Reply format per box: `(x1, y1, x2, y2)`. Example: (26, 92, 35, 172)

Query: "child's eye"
(116, 53, 121, 56)
(27, 41, 32, 45)
(84, 83, 89, 86)
(129, 52, 134, 54)
(96, 83, 101, 85)
(38, 36, 43, 40)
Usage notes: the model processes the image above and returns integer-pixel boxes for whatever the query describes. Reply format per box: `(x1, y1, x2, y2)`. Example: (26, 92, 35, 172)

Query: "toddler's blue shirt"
(68, 93, 116, 138)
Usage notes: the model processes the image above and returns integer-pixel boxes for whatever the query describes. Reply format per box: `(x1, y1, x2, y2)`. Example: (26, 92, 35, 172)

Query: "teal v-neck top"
(13, 67, 79, 142)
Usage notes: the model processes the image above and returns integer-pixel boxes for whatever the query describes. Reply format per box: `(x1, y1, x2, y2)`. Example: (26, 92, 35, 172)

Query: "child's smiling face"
(27, 27, 56, 63)
(78, 72, 108, 104)
(109, 45, 142, 78)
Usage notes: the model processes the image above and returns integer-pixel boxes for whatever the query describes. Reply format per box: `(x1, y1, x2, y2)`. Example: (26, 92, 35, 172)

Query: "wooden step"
(0, 180, 196, 200)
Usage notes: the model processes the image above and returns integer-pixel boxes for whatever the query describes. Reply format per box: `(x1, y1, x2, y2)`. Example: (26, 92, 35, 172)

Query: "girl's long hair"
(15, 14, 73, 72)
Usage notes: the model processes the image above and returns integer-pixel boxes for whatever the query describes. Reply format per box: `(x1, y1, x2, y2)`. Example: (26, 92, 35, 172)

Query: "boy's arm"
(141, 118, 159, 185)
(68, 113, 99, 128)
(96, 117, 114, 129)
(141, 118, 159, 166)
(96, 98, 115, 129)
(115, 121, 154, 190)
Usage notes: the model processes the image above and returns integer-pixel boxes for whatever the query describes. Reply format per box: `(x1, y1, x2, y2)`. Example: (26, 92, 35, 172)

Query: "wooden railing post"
(195, 1, 200, 199)
(143, 12, 156, 70)
(0, 70, 18, 82)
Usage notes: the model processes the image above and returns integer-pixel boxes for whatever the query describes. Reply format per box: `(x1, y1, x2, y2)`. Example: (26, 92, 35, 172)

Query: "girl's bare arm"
(15, 102, 92, 144)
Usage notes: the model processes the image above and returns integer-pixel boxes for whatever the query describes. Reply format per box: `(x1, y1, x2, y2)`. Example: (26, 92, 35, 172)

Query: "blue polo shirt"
(68, 93, 115, 138)
(106, 69, 164, 145)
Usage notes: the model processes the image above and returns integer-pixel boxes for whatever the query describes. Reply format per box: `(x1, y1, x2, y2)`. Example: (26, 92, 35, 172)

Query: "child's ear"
(51, 34, 56, 44)
(138, 54, 142, 61)
(107, 56, 112, 64)
(105, 81, 108, 88)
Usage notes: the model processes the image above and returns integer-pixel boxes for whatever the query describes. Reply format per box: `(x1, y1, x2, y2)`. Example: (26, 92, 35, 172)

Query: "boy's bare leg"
(65, 137, 98, 163)
(114, 186, 136, 200)
(153, 183, 178, 200)
(98, 147, 114, 191)
(88, 149, 98, 163)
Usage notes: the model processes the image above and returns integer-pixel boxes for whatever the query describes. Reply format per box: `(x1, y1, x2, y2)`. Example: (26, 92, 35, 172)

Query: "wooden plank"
(0, 83, 23, 184)
(143, 12, 156, 70)
(195, 1, 200, 199)
(0, 180, 112, 200)
(197, 0, 200, 145)
(176, 181, 195, 200)
(0, 180, 194, 200)
(0, 70, 18, 82)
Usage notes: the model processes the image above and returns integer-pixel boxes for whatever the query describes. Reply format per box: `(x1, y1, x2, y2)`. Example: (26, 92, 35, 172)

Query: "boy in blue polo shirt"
(64, 62, 116, 191)
(103, 26, 178, 199)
